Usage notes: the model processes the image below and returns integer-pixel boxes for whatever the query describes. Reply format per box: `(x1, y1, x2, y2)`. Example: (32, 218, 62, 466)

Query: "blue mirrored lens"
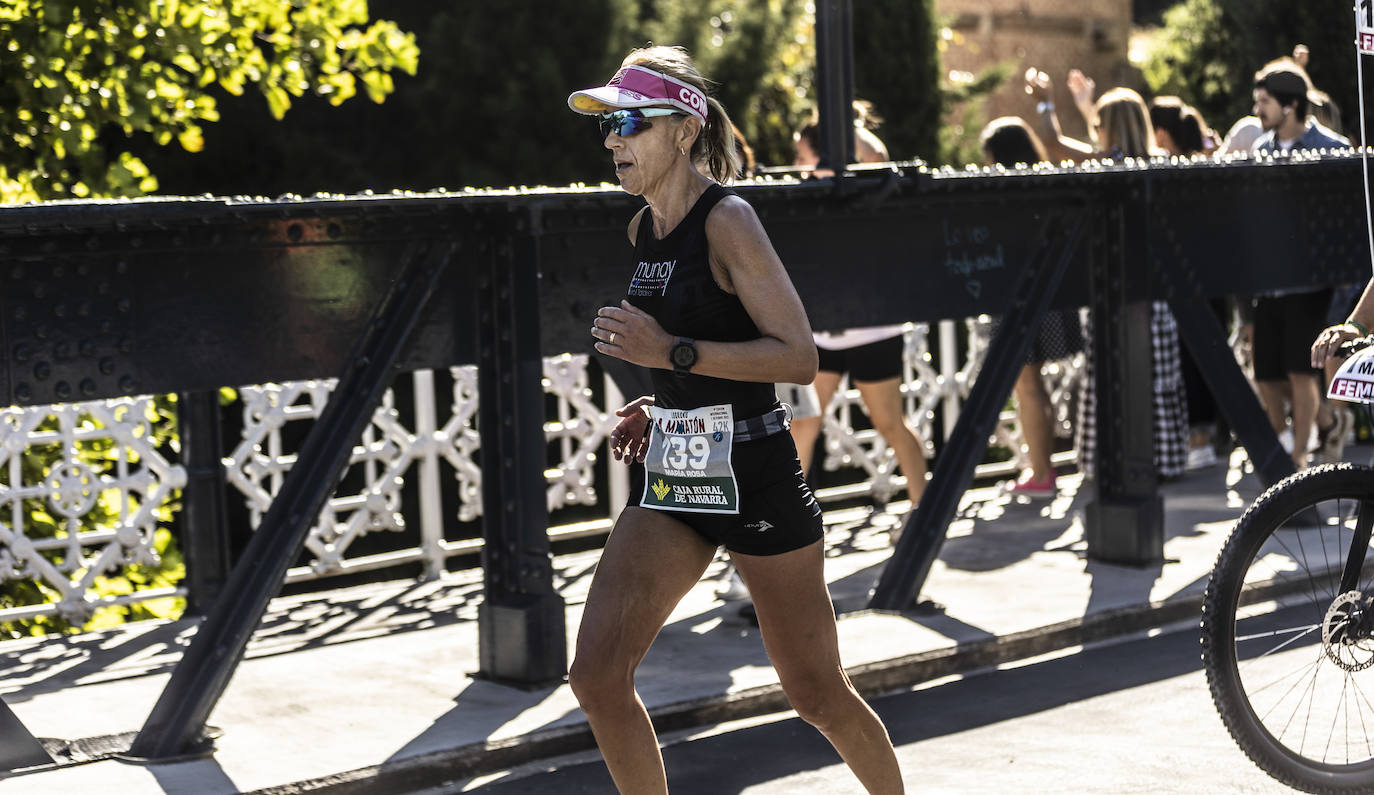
(599, 110, 651, 139)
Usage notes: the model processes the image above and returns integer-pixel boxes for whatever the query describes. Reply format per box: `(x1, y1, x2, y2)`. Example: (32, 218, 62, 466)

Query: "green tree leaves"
(0, 0, 418, 201)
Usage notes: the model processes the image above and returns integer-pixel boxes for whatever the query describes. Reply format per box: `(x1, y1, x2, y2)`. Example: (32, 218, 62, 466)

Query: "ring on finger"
(609, 332, 616, 344)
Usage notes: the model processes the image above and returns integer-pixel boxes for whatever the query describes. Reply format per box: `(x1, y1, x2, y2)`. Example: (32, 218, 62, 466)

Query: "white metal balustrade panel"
(0, 324, 1083, 627)
(0, 398, 186, 625)
(225, 357, 618, 584)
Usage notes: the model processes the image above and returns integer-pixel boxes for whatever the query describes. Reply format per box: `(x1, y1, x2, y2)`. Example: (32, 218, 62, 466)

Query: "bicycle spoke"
(1235, 622, 1319, 646)
(1324, 674, 1349, 763)
(1291, 528, 1334, 629)
(1254, 649, 1325, 722)
(1260, 529, 1335, 628)
(1352, 675, 1374, 760)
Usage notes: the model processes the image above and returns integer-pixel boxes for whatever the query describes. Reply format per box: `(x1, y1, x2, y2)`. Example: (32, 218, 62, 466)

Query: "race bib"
(640, 404, 740, 514)
(1329, 345, 1374, 403)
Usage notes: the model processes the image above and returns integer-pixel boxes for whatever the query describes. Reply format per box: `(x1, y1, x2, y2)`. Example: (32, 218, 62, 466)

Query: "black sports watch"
(670, 337, 697, 376)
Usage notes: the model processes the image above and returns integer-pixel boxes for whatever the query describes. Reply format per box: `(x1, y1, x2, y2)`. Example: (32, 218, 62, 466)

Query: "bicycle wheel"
(1203, 463, 1374, 793)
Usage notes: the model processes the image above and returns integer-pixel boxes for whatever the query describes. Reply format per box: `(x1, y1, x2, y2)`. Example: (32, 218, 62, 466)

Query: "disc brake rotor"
(1322, 591, 1374, 672)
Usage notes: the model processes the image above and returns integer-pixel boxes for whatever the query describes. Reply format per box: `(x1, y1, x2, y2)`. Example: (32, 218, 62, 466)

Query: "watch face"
(672, 341, 696, 367)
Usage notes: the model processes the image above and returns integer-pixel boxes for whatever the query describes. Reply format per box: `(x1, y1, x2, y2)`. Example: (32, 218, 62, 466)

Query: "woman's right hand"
(610, 396, 655, 464)
(1024, 67, 1052, 103)
(1313, 323, 1362, 368)
(1067, 69, 1096, 122)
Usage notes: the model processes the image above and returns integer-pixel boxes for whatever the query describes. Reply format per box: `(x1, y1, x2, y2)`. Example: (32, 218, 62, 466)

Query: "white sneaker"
(1314, 408, 1353, 465)
(716, 568, 750, 601)
(1186, 446, 1219, 471)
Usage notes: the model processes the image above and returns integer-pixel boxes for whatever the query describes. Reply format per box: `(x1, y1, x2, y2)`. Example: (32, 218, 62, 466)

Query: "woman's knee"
(568, 656, 635, 712)
(871, 412, 917, 444)
(783, 674, 859, 731)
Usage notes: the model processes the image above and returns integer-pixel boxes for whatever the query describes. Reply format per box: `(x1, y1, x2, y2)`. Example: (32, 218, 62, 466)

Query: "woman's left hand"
(592, 300, 670, 369)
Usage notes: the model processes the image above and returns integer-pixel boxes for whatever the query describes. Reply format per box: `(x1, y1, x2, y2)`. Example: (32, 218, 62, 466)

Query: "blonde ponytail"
(699, 97, 742, 183)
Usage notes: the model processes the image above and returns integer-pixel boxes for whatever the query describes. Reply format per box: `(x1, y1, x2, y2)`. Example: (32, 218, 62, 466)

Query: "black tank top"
(626, 183, 779, 418)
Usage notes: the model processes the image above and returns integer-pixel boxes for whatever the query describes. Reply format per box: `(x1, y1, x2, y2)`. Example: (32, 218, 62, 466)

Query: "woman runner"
(568, 45, 904, 794)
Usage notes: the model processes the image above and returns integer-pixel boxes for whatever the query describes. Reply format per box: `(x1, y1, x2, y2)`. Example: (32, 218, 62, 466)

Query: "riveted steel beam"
(127, 238, 456, 760)
(475, 206, 566, 686)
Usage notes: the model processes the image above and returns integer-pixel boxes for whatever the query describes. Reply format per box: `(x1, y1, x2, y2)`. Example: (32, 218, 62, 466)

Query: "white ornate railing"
(0, 398, 186, 625)
(0, 320, 1082, 628)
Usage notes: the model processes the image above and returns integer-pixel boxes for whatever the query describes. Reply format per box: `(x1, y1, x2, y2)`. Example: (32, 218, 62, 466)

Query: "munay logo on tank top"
(629, 258, 676, 297)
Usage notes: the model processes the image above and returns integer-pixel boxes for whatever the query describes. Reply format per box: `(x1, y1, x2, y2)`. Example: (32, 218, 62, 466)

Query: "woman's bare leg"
(790, 370, 842, 477)
(569, 507, 717, 794)
(1014, 363, 1056, 482)
(855, 377, 927, 507)
(732, 541, 904, 794)
(1289, 372, 1321, 470)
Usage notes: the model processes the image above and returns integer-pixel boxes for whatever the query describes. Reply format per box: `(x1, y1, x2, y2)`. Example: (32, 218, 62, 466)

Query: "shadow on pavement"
(468, 623, 1207, 794)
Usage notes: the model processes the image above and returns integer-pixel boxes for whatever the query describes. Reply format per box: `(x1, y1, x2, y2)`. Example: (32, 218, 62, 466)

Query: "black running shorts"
(1253, 290, 1332, 380)
(816, 335, 903, 383)
(626, 429, 824, 556)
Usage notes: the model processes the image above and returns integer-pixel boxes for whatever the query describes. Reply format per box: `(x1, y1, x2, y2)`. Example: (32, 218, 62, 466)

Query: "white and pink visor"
(568, 65, 709, 121)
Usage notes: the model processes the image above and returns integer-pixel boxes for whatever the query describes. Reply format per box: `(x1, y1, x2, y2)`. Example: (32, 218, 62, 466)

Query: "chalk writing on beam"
(942, 219, 1005, 298)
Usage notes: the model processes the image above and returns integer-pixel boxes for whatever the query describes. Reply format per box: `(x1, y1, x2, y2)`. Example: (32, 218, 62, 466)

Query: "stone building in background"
(936, 0, 1136, 146)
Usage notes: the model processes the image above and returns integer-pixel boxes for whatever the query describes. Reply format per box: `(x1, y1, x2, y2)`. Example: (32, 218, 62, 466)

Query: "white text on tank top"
(630, 259, 676, 297)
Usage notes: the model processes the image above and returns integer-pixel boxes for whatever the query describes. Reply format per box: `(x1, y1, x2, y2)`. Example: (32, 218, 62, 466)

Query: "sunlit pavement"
(0, 447, 1309, 794)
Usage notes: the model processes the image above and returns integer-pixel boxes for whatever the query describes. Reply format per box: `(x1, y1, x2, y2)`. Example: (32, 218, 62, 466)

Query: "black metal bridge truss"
(0, 151, 1368, 767)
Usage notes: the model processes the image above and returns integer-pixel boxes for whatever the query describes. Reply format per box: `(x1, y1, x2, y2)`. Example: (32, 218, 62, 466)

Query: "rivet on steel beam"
(15, 384, 31, 402)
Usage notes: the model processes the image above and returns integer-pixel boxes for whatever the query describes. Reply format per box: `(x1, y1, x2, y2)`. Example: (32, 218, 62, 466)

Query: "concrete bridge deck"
(0, 450, 1284, 794)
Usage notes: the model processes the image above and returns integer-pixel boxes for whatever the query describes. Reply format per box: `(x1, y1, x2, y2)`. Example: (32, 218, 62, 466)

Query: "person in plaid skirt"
(1027, 76, 1192, 479)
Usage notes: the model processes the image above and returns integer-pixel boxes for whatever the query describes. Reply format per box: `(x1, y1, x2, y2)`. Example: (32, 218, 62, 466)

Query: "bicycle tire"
(1203, 463, 1374, 793)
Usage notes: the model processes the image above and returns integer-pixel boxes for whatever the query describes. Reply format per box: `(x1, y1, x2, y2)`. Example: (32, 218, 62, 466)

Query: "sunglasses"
(599, 108, 682, 140)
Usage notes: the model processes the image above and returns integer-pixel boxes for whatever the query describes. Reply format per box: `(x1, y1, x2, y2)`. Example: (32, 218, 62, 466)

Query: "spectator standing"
(1028, 77, 1192, 480)
(1249, 60, 1350, 468)
(979, 117, 1083, 497)
(1150, 96, 1229, 469)
(789, 105, 929, 519)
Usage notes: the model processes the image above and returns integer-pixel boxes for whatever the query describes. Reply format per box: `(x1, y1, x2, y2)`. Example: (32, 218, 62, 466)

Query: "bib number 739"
(663, 435, 710, 470)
